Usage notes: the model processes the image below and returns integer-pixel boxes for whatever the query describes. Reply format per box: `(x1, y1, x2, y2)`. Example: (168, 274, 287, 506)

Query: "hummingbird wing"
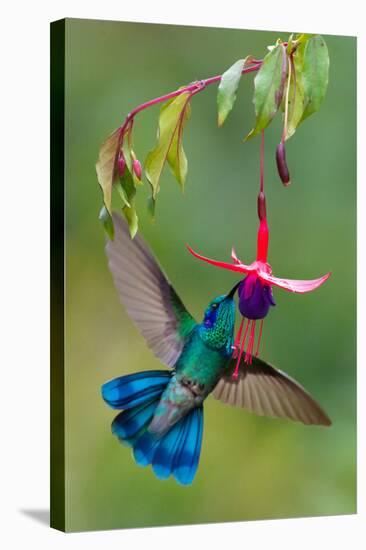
(212, 356, 331, 426)
(106, 214, 197, 367)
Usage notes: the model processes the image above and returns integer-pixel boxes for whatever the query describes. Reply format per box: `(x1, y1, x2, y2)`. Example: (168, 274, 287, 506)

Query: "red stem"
(260, 130, 264, 194)
(256, 130, 269, 262)
(117, 62, 262, 139)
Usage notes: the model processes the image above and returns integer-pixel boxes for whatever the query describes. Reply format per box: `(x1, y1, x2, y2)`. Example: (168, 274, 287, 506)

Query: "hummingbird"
(102, 214, 331, 485)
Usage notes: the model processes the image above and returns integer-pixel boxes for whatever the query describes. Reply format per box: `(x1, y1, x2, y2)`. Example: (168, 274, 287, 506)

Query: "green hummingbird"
(102, 214, 331, 485)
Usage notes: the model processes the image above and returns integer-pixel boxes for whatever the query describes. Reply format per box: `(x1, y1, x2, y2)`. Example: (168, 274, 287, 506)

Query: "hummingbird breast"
(148, 329, 231, 438)
(175, 327, 231, 391)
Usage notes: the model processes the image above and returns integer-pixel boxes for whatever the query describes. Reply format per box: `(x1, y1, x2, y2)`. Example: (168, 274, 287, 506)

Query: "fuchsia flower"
(187, 193, 331, 379)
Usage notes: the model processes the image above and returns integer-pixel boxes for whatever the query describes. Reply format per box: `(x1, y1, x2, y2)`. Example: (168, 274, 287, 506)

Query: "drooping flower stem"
(260, 129, 265, 195)
(187, 102, 331, 369)
(233, 130, 270, 372)
(256, 131, 269, 263)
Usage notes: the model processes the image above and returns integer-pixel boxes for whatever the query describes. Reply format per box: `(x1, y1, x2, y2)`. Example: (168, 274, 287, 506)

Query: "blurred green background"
(63, 19, 356, 532)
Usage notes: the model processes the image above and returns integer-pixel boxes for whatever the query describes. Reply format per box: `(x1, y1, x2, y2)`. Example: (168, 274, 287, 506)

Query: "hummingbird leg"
(181, 376, 193, 389)
(181, 376, 206, 398)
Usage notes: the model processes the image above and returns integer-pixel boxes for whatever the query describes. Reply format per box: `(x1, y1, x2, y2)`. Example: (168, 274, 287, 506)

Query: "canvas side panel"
(50, 18, 66, 532)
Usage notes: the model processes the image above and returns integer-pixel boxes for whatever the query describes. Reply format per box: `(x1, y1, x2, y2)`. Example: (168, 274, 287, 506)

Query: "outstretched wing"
(212, 356, 331, 426)
(106, 213, 197, 367)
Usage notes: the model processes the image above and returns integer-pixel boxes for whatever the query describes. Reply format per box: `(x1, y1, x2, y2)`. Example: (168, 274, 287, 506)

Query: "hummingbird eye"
(211, 303, 218, 309)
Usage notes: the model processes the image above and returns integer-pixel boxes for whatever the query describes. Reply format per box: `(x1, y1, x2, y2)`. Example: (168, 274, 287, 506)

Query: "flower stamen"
(232, 318, 266, 377)
(255, 319, 264, 357)
(245, 320, 256, 365)
(232, 319, 250, 379)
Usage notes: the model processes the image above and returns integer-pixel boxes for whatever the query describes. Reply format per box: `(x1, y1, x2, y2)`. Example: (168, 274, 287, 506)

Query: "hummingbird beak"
(226, 281, 240, 300)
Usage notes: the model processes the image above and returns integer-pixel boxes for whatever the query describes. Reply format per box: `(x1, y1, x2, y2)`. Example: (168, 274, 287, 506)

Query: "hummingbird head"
(199, 283, 240, 354)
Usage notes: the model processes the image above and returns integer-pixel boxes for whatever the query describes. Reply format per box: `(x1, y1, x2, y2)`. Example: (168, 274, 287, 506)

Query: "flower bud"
(132, 159, 142, 180)
(117, 153, 126, 177)
(276, 142, 291, 186)
(257, 191, 267, 220)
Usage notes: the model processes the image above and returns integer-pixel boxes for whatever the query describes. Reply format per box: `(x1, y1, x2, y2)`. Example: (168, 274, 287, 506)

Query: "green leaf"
(246, 43, 287, 140)
(282, 35, 329, 139)
(282, 47, 307, 140)
(285, 70, 306, 140)
(217, 57, 251, 126)
(145, 92, 191, 200)
(286, 34, 294, 55)
(120, 167, 136, 204)
(99, 205, 115, 240)
(294, 33, 313, 46)
(300, 35, 329, 122)
(95, 128, 122, 214)
(120, 165, 139, 238)
(123, 203, 138, 239)
(115, 179, 131, 208)
(166, 101, 191, 187)
(147, 196, 156, 221)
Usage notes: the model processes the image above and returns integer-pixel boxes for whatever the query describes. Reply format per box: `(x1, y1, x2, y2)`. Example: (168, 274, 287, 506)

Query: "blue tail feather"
(102, 369, 204, 484)
(112, 398, 159, 447)
(172, 407, 204, 485)
(101, 370, 171, 409)
(152, 420, 186, 479)
(133, 430, 161, 466)
(132, 406, 204, 485)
